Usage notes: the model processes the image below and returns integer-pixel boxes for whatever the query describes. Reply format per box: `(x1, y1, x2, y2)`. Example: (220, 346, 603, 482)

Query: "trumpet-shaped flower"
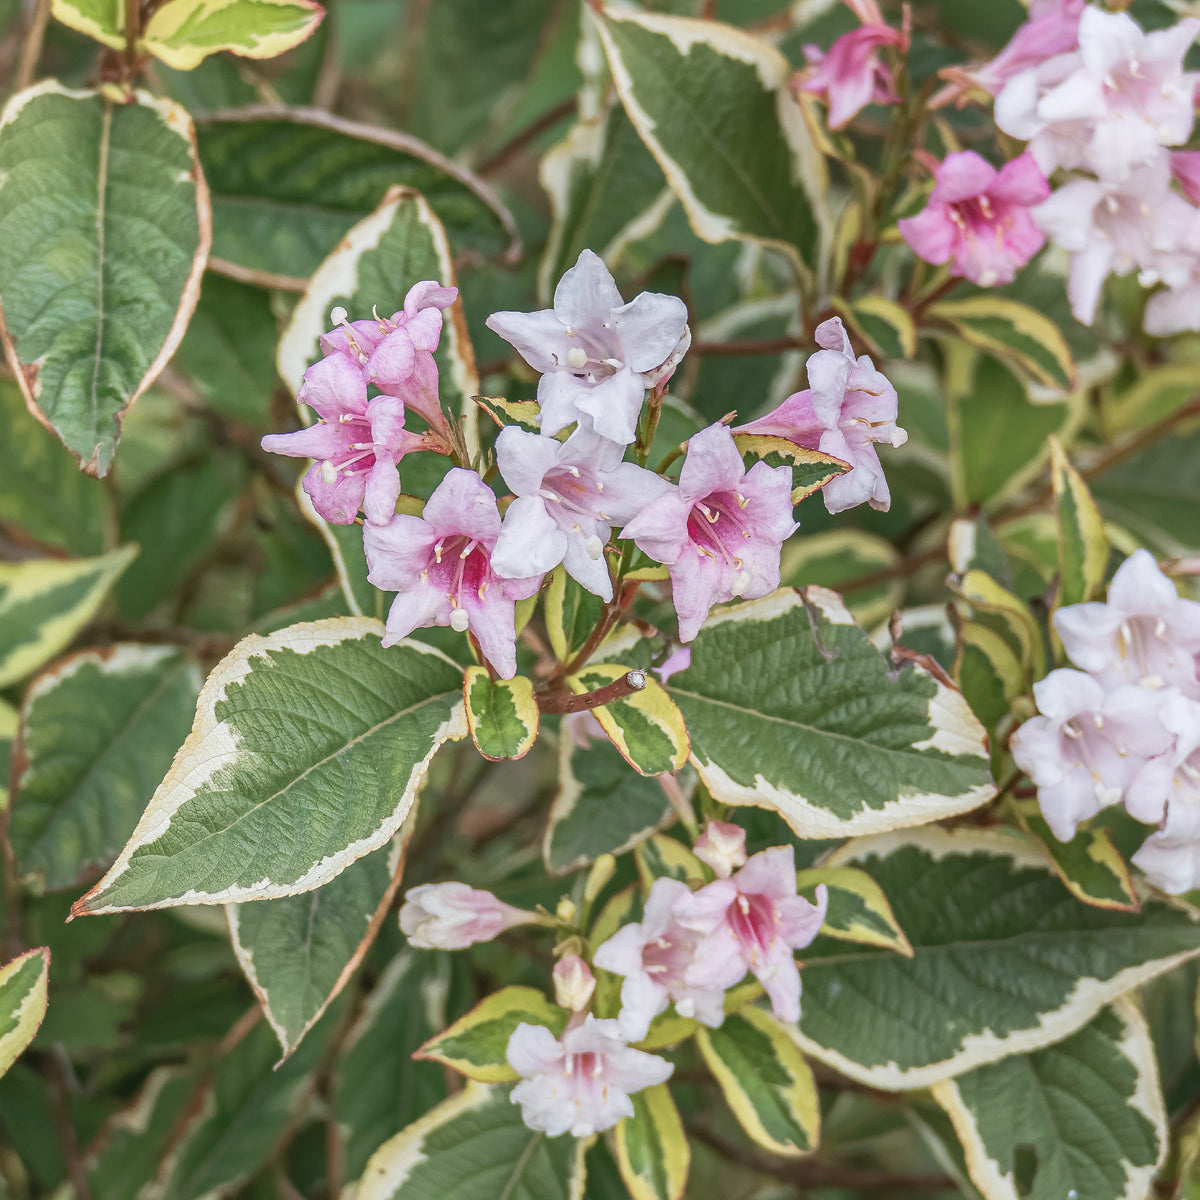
(1125, 691, 1200, 829)
(1053, 550, 1200, 693)
(995, 9, 1200, 183)
(621, 423, 796, 643)
(736, 317, 906, 514)
(261, 353, 424, 525)
(399, 882, 535, 949)
(1010, 668, 1174, 841)
(800, 21, 904, 130)
(490, 426, 670, 601)
(694, 820, 748, 879)
(507, 1015, 673, 1137)
(899, 151, 1050, 286)
(672, 846, 828, 1023)
(1131, 832, 1200, 894)
(486, 250, 691, 445)
(363, 468, 542, 679)
(593, 877, 728, 1041)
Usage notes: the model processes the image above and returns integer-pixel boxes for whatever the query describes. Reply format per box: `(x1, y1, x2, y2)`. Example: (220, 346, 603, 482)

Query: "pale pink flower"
(399, 882, 534, 949)
(1010, 669, 1174, 841)
(261, 353, 424, 525)
(995, 9, 1199, 183)
(898, 152, 1049, 286)
(672, 846, 828, 1024)
(654, 646, 692, 685)
(553, 956, 597, 1012)
(620, 423, 796, 643)
(694, 820, 748, 879)
(1171, 151, 1200, 206)
(486, 250, 690, 445)
(1053, 550, 1200, 693)
(363, 468, 542, 679)
(735, 317, 906, 514)
(1125, 691, 1200, 828)
(490, 426, 670, 601)
(1141, 201, 1200, 337)
(593, 877, 727, 1042)
(1131, 831, 1200, 894)
(507, 1015, 673, 1136)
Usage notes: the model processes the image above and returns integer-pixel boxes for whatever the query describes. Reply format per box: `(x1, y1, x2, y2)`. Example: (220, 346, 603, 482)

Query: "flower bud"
(694, 820, 747, 879)
(399, 882, 533, 950)
(553, 955, 596, 1012)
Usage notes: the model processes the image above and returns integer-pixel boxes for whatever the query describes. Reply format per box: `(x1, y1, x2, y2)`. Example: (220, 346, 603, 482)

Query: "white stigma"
(320, 460, 338, 484)
(585, 535, 604, 560)
(449, 608, 470, 633)
(566, 347, 588, 369)
(329, 306, 348, 326)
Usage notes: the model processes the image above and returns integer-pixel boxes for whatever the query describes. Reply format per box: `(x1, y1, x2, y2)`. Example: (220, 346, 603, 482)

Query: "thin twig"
(15, 0, 51, 91)
(537, 669, 647, 714)
(44, 1050, 92, 1200)
(476, 97, 578, 177)
(691, 335, 807, 357)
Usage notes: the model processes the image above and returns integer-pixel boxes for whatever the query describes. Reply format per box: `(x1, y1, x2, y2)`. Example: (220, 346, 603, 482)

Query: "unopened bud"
(399, 882, 533, 950)
(694, 820, 747, 879)
(555, 897, 578, 924)
(553, 955, 596, 1012)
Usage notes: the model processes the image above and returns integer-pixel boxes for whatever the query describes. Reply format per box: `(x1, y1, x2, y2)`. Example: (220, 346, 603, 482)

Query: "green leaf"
(954, 620, 1028, 735)
(792, 827, 1200, 1089)
(0, 83, 210, 475)
(951, 569, 1044, 678)
(543, 733, 676, 876)
(635, 833, 706, 890)
(933, 1000, 1166, 1200)
(0, 700, 16, 811)
(1014, 800, 1138, 913)
(797, 865, 912, 956)
(155, 1012, 333, 1200)
(594, 6, 828, 273)
(141, 0, 324, 70)
(834, 294, 916, 361)
(9, 645, 201, 893)
(1050, 435, 1109, 608)
(0, 379, 113, 555)
(0, 949, 49, 1079)
(539, 99, 673, 300)
(928, 296, 1076, 393)
(228, 817, 414, 1058)
(276, 184, 480, 460)
(778, 529, 902, 630)
(475, 394, 542, 436)
(196, 108, 518, 284)
(570, 665, 689, 777)
(696, 1006, 819, 1157)
(545, 567, 606, 664)
(173, 273, 279, 425)
(332, 953, 449, 1183)
(72, 618, 466, 915)
(732, 434, 849, 505)
(416, 986, 568, 1083)
(48, 0, 124, 51)
(666, 588, 995, 837)
(355, 1082, 587, 1200)
(614, 1082, 689, 1200)
(465, 668, 539, 761)
(296, 479, 379, 620)
(0, 546, 137, 690)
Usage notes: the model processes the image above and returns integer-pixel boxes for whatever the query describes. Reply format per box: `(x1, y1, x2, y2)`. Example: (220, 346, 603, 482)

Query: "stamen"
(320, 460, 338, 484)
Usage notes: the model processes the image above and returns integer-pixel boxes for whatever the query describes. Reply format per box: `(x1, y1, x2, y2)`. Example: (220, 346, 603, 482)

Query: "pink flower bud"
(399, 882, 533, 950)
(694, 820, 748, 879)
(553, 955, 596, 1012)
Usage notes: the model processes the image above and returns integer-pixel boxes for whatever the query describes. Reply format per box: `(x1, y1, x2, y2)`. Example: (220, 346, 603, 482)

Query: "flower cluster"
(395, 823, 827, 1137)
(1011, 551, 1200, 892)
(262, 253, 903, 675)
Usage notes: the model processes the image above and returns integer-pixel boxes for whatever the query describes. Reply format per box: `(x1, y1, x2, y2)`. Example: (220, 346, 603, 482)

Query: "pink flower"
(736, 317, 906, 514)
(1125, 691, 1200, 829)
(399, 882, 535, 949)
(553, 956, 597, 1012)
(486, 250, 690, 445)
(672, 846, 828, 1024)
(898, 152, 1049, 286)
(261, 353, 424, 525)
(1010, 669, 1174, 841)
(996, 9, 1199, 183)
(506, 1015, 673, 1136)
(799, 0, 904, 129)
(620, 423, 796, 643)
(1172, 151, 1200, 206)
(1131, 832, 1200, 894)
(694, 820, 747, 879)
(1053, 550, 1200, 693)
(362, 468, 543, 679)
(490, 426, 670, 601)
(593, 877, 727, 1041)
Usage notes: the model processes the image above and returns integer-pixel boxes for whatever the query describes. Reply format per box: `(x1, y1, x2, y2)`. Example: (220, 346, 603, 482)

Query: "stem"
(691, 335, 807, 357)
(44, 1050, 92, 1200)
(476, 97, 578, 177)
(15, 0, 51, 92)
(536, 670, 647, 714)
(123, 0, 139, 67)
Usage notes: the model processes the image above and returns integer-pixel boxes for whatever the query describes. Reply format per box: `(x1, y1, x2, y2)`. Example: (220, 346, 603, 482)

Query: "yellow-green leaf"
(1014, 801, 1138, 913)
(697, 1006, 819, 1157)
(0, 546, 137, 689)
(474, 394, 541, 436)
(797, 865, 913, 956)
(141, 0, 324, 71)
(835, 294, 915, 361)
(615, 1082, 689, 1200)
(546, 568, 605, 664)
(951, 569, 1044, 678)
(927, 296, 1076, 393)
(49, 0, 123, 50)
(779, 529, 902, 629)
(635, 834, 705, 892)
(0, 948, 49, 1079)
(1049, 436, 1108, 608)
(569, 665, 689, 776)
(954, 619, 1029, 735)
(732, 434, 849, 505)
(415, 986, 567, 1084)
(464, 668, 539, 761)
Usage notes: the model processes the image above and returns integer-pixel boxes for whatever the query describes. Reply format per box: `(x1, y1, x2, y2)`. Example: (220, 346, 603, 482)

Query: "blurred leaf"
(0, 83, 209, 475)
(546, 568, 605, 664)
(835, 294, 916, 361)
(615, 1082, 689, 1200)
(0, 950, 49, 1079)
(1050, 436, 1109, 608)
(141, 0, 324, 70)
(778, 528, 902, 629)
